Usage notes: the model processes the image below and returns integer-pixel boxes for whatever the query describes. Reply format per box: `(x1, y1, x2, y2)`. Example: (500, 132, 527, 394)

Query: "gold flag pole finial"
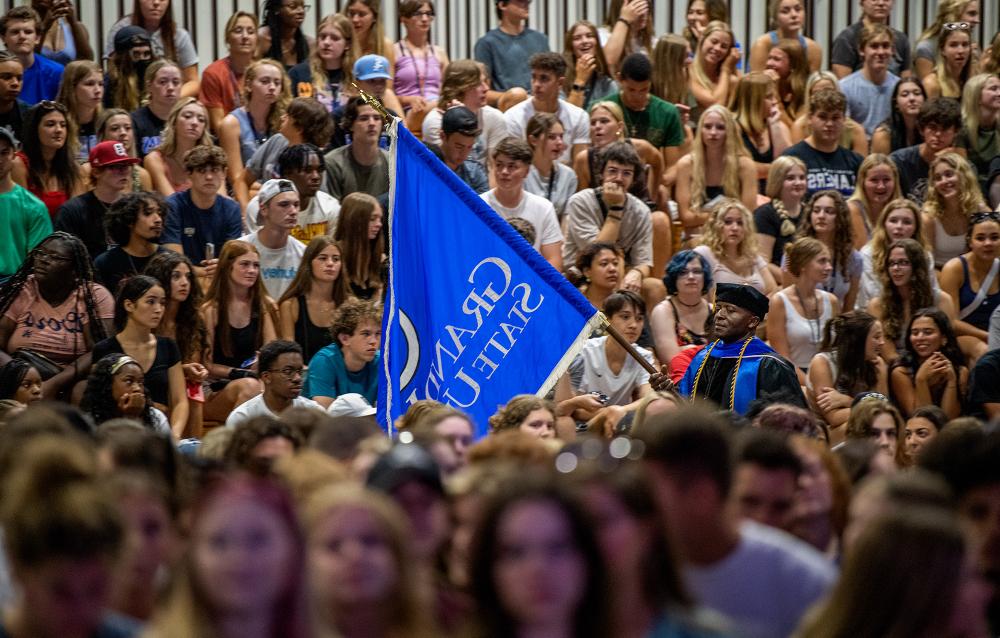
(352, 82, 392, 130)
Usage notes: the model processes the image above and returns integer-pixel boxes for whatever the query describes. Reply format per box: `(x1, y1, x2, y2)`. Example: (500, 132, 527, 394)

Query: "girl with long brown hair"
(199, 239, 278, 422)
(278, 236, 352, 362)
(105, 0, 199, 98)
(334, 192, 385, 300)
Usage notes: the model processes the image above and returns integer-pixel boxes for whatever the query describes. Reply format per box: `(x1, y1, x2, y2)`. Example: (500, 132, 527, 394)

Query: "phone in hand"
(204, 242, 215, 261)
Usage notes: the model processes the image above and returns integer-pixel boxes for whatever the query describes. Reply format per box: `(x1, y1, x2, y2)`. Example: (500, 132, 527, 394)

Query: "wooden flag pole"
(599, 312, 658, 375)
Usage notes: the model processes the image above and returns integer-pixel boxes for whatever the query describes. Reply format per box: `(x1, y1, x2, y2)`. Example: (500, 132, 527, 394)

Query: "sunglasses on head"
(37, 100, 68, 113)
(943, 21, 971, 31)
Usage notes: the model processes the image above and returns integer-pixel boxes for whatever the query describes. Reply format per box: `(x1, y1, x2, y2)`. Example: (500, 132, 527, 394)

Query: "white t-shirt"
(684, 521, 838, 638)
(238, 231, 306, 300)
(246, 191, 341, 242)
(568, 336, 654, 406)
(481, 189, 563, 250)
(422, 105, 508, 166)
(225, 393, 324, 428)
(503, 98, 590, 164)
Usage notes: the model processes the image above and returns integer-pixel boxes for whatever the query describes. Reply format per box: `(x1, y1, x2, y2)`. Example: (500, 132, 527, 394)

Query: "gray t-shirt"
(247, 133, 289, 182)
(684, 521, 837, 638)
(830, 21, 911, 76)
(563, 189, 653, 269)
(839, 71, 900, 137)
(474, 27, 550, 92)
(569, 336, 653, 405)
(525, 163, 578, 220)
(322, 145, 391, 200)
(104, 16, 198, 68)
(914, 38, 937, 62)
(988, 304, 1000, 351)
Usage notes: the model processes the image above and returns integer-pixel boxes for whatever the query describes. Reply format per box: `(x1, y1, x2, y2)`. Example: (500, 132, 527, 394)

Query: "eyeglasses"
(267, 367, 305, 379)
(604, 166, 635, 180)
(412, 10, 435, 18)
(679, 268, 704, 277)
(943, 22, 971, 31)
(887, 259, 911, 269)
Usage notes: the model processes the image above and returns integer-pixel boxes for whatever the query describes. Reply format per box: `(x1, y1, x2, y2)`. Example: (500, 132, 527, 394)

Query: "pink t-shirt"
(4, 276, 114, 364)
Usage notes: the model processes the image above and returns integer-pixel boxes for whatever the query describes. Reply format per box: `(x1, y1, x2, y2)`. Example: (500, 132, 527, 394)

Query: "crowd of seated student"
(1, 1, 1000, 635)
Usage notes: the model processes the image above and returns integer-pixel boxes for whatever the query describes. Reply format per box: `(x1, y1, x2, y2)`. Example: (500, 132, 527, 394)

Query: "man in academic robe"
(677, 283, 807, 414)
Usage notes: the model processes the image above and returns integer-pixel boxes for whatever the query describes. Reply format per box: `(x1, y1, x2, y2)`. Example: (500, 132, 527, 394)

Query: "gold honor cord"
(351, 82, 394, 131)
(689, 336, 753, 410)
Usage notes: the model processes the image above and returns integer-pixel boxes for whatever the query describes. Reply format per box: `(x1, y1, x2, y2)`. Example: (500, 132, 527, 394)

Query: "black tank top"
(296, 296, 333, 362)
(213, 312, 260, 368)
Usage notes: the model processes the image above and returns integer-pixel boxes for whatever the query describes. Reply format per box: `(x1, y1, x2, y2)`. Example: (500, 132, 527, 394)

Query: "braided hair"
(261, 0, 309, 65)
(0, 232, 109, 346)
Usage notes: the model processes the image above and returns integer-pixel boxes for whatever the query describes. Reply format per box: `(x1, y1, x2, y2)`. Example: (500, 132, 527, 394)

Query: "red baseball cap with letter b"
(89, 141, 140, 168)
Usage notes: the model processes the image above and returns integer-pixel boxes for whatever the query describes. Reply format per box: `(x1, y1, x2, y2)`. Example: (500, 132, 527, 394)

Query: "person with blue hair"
(650, 249, 715, 365)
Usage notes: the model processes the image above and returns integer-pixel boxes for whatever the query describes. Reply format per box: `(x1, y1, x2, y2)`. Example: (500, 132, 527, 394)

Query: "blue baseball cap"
(353, 54, 392, 81)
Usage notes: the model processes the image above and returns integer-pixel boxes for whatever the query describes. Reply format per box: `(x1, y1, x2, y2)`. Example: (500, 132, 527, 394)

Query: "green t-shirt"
(958, 125, 1000, 195)
(0, 184, 51, 277)
(608, 93, 684, 149)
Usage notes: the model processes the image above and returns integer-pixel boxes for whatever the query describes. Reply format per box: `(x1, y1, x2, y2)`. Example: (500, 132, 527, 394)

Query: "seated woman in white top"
(556, 290, 655, 435)
(783, 189, 862, 311)
(922, 152, 990, 269)
(806, 311, 888, 443)
(857, 198, 938, 310)
(867, 238, 956, 362)
(767, 237, 839, 383)
(694, 198, 778, 298)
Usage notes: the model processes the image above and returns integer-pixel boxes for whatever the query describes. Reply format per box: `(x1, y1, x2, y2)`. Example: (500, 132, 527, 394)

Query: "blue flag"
(378, 122, 601, 438)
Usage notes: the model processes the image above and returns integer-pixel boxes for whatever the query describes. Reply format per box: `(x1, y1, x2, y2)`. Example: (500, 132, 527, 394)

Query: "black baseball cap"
(114, 26, 151, 54)
(441, 106, 481, 137)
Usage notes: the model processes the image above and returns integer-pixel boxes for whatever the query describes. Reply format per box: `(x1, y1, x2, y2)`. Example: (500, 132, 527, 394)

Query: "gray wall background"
(22, 0, 1000, 70)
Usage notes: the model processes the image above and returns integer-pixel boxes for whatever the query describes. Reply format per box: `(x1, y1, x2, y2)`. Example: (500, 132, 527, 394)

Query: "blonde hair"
(923, 152, 986, 220)
(690, 105, 749, 212)
(765, 155, 807, 200)
(933, 28, 973, 99)
(772, 38, 809, 117)
(785, 236, 828, 277)
(961, 73, 1000, 145)
(730, 72, 774, 140)
(692, 21, 734, 92)
(156, 97, 213, 158)
(240, 58, 292, 134)
(651, 34, 691, 104)
(308, 14, 354, 99)
(345, 0, 387, 59)
(847, 154, 902, 217)
(869, 198, 929, 282)
(701, 198, 759, 260)
(918, 0, 977, 46)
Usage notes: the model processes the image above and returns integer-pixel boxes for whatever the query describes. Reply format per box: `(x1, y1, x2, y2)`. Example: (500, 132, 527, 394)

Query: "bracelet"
(609, 205, 625, 211)
(571, 83, 586, 91)
(617, 17, 632, 28)
(228, 368, 254, 380)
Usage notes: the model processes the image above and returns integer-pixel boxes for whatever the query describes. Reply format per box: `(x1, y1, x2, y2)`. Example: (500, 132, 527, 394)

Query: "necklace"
(794, 286, 823, 345)
(399, 39, 431, 98)
(674, 295, 702, 308)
